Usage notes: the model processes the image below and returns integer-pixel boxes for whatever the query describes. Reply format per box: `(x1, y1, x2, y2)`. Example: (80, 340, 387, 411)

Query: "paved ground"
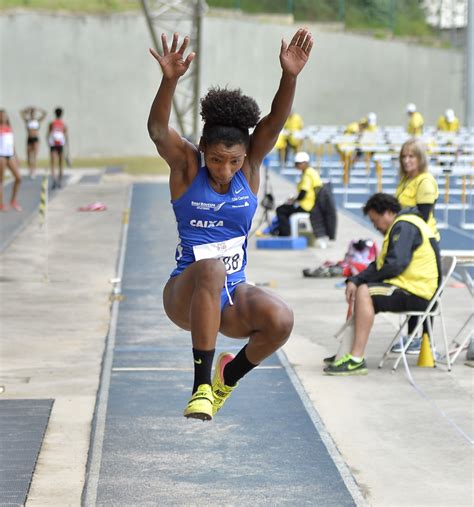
(0, 169, 472, 506)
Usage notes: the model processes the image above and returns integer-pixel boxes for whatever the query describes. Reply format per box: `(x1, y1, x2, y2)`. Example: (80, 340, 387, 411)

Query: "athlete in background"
(48, 107, 68, 189)
(20, 106, 47, 179)
(0, 110, 22, 211)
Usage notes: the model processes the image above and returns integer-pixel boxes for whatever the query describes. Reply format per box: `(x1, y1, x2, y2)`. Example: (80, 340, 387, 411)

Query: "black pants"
(408, 316, 431, 336)
(276, 204, 305, 236)
(367, 283, 429, 315)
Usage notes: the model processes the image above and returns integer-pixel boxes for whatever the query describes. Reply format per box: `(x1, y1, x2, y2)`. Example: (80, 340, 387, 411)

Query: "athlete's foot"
(0, 204, 9, 212)
(212, 352, 237, 415)
(10, 201, 22, 212)
(183, 384, 213, 421)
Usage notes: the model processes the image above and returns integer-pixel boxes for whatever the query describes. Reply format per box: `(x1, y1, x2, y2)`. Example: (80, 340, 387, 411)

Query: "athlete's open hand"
(149, 32, 195, 80)
(280, 28, 313, 77)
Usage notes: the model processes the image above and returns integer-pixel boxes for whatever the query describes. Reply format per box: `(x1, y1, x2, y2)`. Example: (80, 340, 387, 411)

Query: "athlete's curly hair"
(200, 87, 261, 148)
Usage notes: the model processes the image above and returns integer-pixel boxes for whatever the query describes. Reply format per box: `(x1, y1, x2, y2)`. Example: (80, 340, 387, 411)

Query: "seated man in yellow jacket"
(324, 193, 440, 376)
(274, 151, 322, 236)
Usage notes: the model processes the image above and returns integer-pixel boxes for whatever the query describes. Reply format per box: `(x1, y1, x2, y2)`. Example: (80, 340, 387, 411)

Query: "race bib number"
(193, 236, 245, 275)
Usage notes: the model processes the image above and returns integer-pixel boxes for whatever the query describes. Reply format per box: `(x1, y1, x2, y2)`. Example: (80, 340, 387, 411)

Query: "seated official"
(273, 151, 322, 236)
(324, 193, 441, 376)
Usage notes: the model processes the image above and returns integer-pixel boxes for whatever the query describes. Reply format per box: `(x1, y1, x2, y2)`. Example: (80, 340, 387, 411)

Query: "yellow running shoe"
(183, 384, 213, 421)
(212, 352, 236, 415)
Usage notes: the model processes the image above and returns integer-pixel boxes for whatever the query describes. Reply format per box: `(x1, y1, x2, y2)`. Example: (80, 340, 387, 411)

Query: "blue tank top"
(170, 165, 258, 283)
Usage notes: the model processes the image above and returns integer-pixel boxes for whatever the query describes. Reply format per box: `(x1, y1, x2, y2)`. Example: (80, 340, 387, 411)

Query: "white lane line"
(112, 366, 283, 372)
(277, 349, 367, 507)
(82, 184, 132, 506)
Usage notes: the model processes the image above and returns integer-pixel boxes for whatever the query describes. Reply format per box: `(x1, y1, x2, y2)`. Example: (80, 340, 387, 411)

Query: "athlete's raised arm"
(147, 33, 196, 170)
(247, 28, 313, 174)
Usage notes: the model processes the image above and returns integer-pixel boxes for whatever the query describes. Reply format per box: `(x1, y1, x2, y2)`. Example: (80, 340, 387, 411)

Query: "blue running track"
(83, 183, 363, 506)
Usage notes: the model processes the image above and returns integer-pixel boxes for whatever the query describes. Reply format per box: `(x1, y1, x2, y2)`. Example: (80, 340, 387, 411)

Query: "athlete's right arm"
(19, 108, 28, 122)
(147, 33, 196, 187)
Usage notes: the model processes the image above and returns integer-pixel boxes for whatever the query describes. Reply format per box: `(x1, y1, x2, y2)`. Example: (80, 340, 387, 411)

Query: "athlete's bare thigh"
(163, 259, 226, 331)
(220, 283, 293, 338)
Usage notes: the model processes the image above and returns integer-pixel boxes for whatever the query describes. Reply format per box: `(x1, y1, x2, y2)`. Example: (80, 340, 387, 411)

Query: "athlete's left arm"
(245, 28, 313, 191)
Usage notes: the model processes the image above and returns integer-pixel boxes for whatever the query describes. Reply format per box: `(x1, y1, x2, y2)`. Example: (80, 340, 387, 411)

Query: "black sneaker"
(324, 354, 368, 376)
(323, 354, 336, 365)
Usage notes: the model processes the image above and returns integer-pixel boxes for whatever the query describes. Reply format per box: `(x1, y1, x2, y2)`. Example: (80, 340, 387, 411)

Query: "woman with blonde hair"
(391, 138, 440, 353)
(396, 138, 439, 240)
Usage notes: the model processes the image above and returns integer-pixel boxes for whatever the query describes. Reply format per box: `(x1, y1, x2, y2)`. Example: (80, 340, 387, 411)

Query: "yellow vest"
(285, 113, 303, 132)
(437, 115, 460, 132)
(407, 112, 424, 136)
(297, 167, 322, 211)
(344, 122, 360, 134)
(365, 124, 378, 133)
(376, 214, 439, 300)
(395, 172, 440, 241)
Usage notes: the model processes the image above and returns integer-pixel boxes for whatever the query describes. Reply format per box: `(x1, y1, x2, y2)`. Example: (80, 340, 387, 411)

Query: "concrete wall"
(0, 10, 465, 158)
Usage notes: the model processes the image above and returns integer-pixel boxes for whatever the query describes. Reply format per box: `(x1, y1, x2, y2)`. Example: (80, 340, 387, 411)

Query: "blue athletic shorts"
(221, 279, 246, 310)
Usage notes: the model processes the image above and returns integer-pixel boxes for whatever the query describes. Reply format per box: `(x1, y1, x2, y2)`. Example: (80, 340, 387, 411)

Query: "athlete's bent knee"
(194, 259, 227, 289)
(264, 304, 294, 347)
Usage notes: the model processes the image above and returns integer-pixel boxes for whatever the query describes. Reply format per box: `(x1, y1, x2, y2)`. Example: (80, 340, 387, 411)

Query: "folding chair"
(445, 259, 473, 365)
(378, 255, 457, 372)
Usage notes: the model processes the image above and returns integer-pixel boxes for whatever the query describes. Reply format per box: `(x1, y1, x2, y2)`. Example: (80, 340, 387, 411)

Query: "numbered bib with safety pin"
(193, 236, 246, 275)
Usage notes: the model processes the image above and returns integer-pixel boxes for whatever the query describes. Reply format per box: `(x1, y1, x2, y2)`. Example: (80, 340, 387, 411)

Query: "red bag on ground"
(341, 239, 378, 277)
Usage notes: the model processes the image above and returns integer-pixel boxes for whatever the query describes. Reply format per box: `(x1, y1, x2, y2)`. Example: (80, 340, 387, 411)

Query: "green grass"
(3, 0, 444, 46)
(2, 0, 140, 12)
(23, 156, 169, 175)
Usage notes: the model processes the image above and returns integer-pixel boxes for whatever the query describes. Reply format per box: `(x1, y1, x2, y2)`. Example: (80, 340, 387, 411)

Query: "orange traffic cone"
(417, 333, 435, 367)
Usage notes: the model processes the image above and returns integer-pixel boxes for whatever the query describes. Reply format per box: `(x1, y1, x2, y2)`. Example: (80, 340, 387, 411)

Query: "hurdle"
(432, 165, 474, 229)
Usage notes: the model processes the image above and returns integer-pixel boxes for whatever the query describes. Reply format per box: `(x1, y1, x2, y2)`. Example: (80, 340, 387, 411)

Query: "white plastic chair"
(378, 255, 457, 372)
(289, 212, 311, 238)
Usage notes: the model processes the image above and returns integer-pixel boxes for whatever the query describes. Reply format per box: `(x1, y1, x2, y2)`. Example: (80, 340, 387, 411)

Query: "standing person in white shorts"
(47, 107, 68, 189)
(0, 109, 22, 211)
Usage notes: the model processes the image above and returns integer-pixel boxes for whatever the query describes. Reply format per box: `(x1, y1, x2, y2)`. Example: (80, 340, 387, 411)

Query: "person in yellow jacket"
(437, 109, 460, 132)
(392, 138, 440, 353)
(324, 193, 440, 375)
(344, 116, 368, 135)
(396, 139, 439, 240)
(274, 151, 322, 236)
(336, 116, 369, 172)
(275, 111, 304, 165)
(406, 103, 424, 136)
